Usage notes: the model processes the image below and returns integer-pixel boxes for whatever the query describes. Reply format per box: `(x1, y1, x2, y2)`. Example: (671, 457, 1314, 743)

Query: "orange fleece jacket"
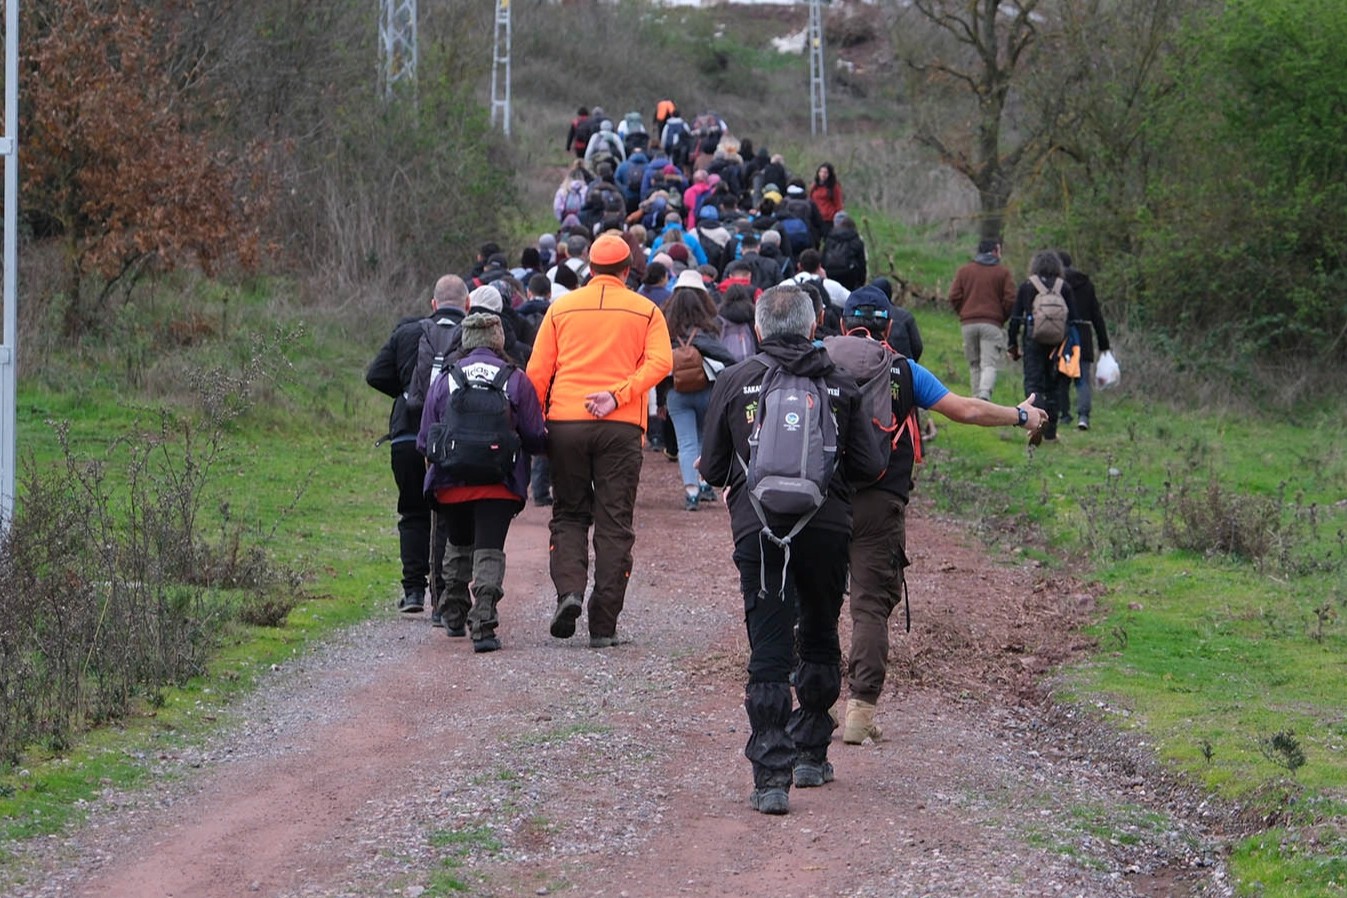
(526, 275, 673, 429)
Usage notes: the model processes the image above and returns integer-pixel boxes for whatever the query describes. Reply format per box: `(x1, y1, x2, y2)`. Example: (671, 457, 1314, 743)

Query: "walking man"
(698, 284, 885, 816)
(948, 238, 1016, 400)
(826, 286, 1046, 745)
(526, 233, 673, 648)
(364, 275, 468, 615)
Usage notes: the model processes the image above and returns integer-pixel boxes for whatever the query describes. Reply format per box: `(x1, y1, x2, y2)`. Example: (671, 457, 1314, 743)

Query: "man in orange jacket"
(526, 232, 674, 648)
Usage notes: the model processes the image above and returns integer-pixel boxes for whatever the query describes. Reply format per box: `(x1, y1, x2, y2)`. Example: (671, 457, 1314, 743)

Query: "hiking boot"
(397, 589, 425, 614)
(749, 787, 789, 815)
(843, 699, 883, 745)
(697, 484, 717, 504)
(588, 634, 628, 649)
(473, 635, 502, 653)
(1077, 416, 1089, 431)
(534, 495, 553, 507)
(684, 492, 699, 512)
(793, 759, 835, 788)
(430, 606, 444, 627)
(444, 623, 467, 638)
(549, 593, 583, 639)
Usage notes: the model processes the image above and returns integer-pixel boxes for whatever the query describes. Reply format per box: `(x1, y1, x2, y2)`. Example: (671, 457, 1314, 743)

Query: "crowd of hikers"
(367, 100, 1114, 816)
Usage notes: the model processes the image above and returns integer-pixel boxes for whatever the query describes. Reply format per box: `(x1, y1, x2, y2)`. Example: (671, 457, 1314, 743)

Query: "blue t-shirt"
(910, 360, 950, 409)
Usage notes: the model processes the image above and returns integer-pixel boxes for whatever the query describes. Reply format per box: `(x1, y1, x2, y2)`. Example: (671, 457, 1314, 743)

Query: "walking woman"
(418, 313, 547, 653)
(663, 272, 738, 511)
(809, 162, 845, 241)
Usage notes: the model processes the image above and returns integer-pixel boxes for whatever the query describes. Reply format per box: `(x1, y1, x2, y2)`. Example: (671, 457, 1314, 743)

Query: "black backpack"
(405, 318, 459, 415)
(425, 363, 521, 485)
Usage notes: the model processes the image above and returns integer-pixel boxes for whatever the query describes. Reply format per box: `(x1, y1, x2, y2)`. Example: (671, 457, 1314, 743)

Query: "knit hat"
(700, 205, 720, 221)
(652, 252, 675, 270)
(786, 183, 806, 197)
(666, 243, 690, 263)
(460, 312, 504, 351)
(589, 233, 632, 266)
(469, 284, 503, 313)
(762, 188, 783, 205)
(843, 285, 893, 320)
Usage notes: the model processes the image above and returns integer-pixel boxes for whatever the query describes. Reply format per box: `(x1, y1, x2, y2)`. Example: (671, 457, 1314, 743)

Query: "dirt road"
(4, 458, 1231, 897)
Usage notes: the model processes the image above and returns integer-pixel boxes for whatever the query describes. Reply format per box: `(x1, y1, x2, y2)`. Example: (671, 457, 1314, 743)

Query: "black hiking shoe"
(549, 593, 583, 639)
(749, 787, 789, 815)
(473, 635, 502, 653)
(397, 589, 425, 614)
(793, 759, 835, 788)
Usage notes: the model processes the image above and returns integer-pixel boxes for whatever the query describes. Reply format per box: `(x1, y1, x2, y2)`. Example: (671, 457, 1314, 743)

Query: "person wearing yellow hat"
(526, 232, 674, 648)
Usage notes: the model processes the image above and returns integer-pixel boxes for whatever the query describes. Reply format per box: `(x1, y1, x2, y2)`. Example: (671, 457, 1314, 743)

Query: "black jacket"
(365, 307, 466, 440)
(698, 334, 886, 546)
(1008, 278, 1078, 349)
(821, 228, 867, 291)
(1064, 268, 1110, 362)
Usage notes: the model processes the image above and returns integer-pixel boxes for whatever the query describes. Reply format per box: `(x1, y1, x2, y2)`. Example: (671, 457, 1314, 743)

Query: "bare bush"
(0, 338, 306, 765)
(1161, 476, 1286, 568)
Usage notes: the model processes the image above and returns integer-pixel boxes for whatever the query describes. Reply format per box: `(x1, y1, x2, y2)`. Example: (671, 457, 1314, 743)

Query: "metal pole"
(1, 0, 19, 532)
(379, 0, 418, 101)
(808, 0, 828, 137)
(490, 0, 512, 137)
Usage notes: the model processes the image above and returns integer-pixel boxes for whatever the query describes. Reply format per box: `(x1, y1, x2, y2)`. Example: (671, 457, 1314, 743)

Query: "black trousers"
(733, 527, 850, 785)
(390, 440, 446, 594)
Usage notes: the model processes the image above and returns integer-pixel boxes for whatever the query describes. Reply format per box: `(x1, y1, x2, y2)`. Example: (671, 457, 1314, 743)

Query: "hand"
(656, 405, 668, 421)
(1018, 394, 1047, 434)
(1007, 345, 1021, 362)
(585, 391, 618, 419)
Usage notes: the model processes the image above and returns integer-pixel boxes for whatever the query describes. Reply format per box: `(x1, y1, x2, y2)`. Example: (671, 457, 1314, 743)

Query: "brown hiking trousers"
(545, 420, 644, 638)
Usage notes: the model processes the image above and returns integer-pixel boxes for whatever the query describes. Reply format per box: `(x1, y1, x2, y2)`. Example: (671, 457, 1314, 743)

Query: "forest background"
(2, 1, 1347, 895)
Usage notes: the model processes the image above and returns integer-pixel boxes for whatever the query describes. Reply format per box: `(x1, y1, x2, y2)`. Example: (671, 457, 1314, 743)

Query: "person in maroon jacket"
(948, 238, 1016, 400)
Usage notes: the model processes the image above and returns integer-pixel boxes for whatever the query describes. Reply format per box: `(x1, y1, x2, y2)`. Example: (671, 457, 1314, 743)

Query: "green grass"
(905, 300, 1347, 895)
(422, 825, 504, 896)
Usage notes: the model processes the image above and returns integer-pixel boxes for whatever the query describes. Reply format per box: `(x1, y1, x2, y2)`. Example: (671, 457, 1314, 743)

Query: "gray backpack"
(405, 317, 459, 415)
(737, 355, 838, 596)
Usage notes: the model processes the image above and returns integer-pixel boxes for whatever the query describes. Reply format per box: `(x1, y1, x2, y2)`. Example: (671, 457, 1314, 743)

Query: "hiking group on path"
(365, 99, 1115, 815)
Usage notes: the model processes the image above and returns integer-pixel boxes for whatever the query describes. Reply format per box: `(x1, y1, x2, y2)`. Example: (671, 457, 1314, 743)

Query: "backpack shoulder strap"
(1029, 275, 1047, 294)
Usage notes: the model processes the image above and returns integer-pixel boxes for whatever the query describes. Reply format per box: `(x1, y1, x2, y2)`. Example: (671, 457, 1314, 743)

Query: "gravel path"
(2, 459, 1234, 897)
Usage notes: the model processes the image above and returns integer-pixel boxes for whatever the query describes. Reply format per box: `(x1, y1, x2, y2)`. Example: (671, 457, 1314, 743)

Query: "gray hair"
(1029, 250, 1064, 280)
(433, 274, 469, 309)
(755, 285, 815, 340)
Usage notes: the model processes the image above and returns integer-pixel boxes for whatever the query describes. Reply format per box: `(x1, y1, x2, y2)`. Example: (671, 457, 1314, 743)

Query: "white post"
(808, 0, 828, 137)
(379, 0, 418, 101)
(1, 0, 19, 532)
(490, 0, 512, 137)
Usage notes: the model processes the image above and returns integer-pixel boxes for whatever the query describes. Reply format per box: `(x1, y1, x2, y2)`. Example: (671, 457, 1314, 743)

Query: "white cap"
(469, 284, 503, 313)
(674, 269, 709, 294)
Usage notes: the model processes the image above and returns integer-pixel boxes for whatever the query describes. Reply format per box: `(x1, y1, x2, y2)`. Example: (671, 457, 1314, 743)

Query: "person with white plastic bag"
(1056, 251, 1113, 430)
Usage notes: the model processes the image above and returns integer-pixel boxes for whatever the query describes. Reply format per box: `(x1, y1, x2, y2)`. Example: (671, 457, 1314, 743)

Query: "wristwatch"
(1016, 407, 1029, 426)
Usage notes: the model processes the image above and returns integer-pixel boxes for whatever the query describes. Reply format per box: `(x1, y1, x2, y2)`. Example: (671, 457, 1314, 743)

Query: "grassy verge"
(909, 302, 1347, 897)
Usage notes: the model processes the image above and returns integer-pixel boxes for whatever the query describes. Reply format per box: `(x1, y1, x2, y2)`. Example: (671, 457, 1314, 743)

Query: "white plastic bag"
(1095, 350, 1120, 390)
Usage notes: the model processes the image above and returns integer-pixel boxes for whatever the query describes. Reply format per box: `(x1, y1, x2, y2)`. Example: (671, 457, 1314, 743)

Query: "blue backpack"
(779, 217, 811, 256)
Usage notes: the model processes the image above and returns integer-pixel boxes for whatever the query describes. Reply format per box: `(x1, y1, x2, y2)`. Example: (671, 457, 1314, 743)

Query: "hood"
(759, 334, 835, 378)
(973, 252, 1000, 265)
(719, 296, 755, 325)
(828, 229, 860, 247)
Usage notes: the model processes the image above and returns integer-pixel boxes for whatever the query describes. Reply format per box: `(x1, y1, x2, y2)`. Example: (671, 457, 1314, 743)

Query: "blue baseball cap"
(842, 285, 893, 320)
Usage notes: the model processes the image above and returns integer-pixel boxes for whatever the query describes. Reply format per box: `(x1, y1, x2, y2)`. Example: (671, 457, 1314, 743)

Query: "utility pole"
(1, 0, 19, 532)
(490, 0, 512, 136)
(808, 0, 828, 136)
(379, 0, 418, 101)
